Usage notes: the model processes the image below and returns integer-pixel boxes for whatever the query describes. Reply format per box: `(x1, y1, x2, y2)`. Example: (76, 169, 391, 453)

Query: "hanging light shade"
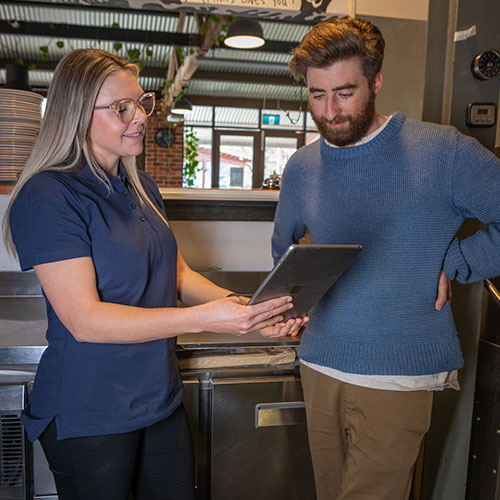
(224, 19, 265, 49)
(171, 97, 193, 115)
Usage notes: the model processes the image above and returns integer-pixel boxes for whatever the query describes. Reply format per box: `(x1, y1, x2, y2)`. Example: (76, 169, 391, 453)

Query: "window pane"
(219, 135, 254, 189)
(306, 112, 319, 131)
(306, 132, 320, 145)
(264, 136, 298, 179)
(183, 127, 213, 188)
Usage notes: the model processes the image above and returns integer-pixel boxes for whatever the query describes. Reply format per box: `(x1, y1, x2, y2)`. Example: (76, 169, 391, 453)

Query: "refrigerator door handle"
(255, 401, 306, 428)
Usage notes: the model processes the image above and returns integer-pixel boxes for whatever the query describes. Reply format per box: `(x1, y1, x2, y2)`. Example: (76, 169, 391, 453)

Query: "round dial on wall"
(155, 128, 176, 148)
(471, 49, 500, 80)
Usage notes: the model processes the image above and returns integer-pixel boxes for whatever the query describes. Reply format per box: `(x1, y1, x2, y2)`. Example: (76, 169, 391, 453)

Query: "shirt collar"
(75, 160, 129, 195)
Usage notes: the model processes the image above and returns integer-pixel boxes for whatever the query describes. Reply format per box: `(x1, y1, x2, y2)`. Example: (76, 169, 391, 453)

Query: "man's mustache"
(322, 115, 351, 124)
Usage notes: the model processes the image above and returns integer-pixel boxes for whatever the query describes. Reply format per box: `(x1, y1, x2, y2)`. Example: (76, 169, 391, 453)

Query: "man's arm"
(272, 170, 307, 263)
(443, 134, 500, 283)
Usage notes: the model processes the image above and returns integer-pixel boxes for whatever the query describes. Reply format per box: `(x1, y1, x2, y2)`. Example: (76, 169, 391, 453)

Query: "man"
(272, 16, 500, 500)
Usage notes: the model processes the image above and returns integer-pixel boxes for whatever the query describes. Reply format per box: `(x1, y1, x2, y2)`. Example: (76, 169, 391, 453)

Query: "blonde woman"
(3, 49, 305, 500)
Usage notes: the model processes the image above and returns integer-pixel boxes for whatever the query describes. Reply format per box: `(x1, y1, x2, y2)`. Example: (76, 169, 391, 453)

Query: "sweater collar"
(319, 112, 406, 160)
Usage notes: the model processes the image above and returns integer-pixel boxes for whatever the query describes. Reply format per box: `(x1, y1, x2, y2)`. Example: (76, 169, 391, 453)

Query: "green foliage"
(127, 48, 141, 60)
(161, 78, 174, 97)
(39, 46, 49, 61)
(175, 46, 184, 63)
(183, 127, 201, 187)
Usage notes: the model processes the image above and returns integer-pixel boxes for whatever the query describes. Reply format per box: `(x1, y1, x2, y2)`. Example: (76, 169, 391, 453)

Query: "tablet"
(249, 244, 362, 321)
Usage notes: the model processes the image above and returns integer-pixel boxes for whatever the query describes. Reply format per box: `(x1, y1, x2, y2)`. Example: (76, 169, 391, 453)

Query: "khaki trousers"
(300, 364, 433, 500)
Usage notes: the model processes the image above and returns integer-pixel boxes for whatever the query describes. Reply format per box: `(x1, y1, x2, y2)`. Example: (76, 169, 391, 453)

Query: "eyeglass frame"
(93, 92, 156, 123)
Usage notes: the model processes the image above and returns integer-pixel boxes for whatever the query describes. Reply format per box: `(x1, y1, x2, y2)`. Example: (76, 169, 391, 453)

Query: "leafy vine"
(183, 127, 201, 187)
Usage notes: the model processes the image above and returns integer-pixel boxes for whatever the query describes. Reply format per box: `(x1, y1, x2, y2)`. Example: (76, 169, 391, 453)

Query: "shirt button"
(139, 216, 145, 222)
(122, 191, 127, 196)
(130, 203, 137, 209)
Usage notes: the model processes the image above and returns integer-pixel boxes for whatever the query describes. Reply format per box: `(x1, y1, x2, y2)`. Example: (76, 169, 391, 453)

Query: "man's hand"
(435, 270, 452, 311)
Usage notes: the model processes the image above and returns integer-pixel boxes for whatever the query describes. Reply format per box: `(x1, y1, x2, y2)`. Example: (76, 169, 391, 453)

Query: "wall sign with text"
(28, 0, 352, 22)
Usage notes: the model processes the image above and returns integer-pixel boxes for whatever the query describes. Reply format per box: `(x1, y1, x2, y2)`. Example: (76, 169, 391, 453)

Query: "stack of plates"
(0, 88, 43, 183)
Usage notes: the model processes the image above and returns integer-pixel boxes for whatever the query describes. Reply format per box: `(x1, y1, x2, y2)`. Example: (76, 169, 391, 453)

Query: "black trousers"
(38, 404, 196, 500)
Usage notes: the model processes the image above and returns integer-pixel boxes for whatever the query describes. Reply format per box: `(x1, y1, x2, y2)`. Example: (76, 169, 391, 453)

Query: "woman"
(2, 49, 305, 500)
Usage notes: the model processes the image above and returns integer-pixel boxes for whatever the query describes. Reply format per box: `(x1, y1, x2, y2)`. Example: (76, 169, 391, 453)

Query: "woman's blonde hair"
(3, 48, 165, 256)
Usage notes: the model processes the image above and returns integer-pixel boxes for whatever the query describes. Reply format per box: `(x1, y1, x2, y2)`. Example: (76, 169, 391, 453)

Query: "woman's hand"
(196, 294, 295, 336)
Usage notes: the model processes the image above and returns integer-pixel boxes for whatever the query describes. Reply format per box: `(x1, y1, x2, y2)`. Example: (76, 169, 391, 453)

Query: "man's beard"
(311, 91, 376, 147)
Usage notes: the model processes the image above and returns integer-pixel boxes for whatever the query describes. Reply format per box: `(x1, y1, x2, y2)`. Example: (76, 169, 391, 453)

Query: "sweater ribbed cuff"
(443, 237, 469, 282)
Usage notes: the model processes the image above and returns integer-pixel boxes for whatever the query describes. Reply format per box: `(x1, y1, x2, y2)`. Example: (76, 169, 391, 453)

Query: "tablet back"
(249, 244, 362, 321)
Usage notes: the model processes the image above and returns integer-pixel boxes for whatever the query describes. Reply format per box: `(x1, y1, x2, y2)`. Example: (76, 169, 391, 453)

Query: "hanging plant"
(111, 22, 156, 73)
(183, 127, 200, 187)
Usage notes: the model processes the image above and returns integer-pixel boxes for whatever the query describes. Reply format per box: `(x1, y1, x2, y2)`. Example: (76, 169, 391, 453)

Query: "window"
(184, 106, 315, 189)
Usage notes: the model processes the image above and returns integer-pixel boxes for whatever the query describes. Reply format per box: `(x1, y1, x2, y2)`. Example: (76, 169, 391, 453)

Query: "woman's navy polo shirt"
(10, 163, 183, 441)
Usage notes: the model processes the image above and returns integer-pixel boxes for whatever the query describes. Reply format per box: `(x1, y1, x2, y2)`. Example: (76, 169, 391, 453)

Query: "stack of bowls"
(0, 88, 43, 184)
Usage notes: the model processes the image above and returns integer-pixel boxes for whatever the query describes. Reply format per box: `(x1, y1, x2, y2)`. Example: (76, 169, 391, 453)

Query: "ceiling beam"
(0, 58, 296, 85)
(0, 20, 200, 47)
(0, 20, 298, 53)
(23, 86, 305, 108)
(193, 71, 295, 85)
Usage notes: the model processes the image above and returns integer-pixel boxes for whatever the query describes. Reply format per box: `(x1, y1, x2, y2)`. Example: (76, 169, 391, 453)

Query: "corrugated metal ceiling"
(0, 1, 308, 105)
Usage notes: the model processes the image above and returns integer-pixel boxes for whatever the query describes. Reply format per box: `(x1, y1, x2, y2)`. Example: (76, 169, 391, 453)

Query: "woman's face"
(89, 70, 148, 175)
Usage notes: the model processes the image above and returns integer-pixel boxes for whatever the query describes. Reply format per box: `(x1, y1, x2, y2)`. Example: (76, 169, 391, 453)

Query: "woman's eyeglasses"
(94, 92, 155, 124)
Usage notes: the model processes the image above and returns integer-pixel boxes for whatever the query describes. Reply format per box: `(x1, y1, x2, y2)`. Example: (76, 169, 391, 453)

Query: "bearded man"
(272, 16, 500, 500)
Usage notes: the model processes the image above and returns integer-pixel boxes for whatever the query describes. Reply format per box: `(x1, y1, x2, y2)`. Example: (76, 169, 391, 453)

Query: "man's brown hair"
(289, 16, 385, 85)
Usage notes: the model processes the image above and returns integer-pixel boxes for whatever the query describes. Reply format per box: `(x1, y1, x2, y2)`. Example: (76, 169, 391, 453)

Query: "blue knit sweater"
(272, 113, 500, 376)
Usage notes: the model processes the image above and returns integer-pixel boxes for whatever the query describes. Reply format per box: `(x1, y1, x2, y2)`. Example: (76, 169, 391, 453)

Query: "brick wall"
(144, 110, 184, 187)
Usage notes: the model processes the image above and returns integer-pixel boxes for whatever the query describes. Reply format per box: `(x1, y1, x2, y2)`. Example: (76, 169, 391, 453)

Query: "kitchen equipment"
(0, 270, 316, 500)
(465, 278, 500, 500)
(261, 173, 281, 190)
(0, 370, 35, 500)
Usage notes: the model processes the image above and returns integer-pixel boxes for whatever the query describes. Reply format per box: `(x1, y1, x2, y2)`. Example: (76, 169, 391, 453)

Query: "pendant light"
(171, 96, 193, 115)
(224, 19, 265, 49)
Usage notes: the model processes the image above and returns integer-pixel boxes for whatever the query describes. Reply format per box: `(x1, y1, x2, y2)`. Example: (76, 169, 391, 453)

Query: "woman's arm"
(177, 251, 231, 305)
(34, 256, 294, 344)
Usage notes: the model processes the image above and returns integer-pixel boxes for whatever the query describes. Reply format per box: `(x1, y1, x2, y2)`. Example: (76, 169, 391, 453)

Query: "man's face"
(307, 58, 383, 147)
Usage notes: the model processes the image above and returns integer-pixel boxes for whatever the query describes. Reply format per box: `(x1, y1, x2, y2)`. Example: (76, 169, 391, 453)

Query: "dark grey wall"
(420, 2, 500, 499)
(367, 16, 428, 120)
(450, 0, 500, 150)
(423, 0, 500, 150)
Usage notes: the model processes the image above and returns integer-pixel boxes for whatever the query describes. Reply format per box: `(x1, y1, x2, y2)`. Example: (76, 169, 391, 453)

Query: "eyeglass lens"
(117, 94, 155, 124)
